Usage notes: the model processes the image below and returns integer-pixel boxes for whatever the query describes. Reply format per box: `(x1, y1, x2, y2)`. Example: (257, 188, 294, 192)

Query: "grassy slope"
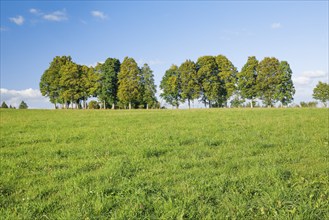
(0, 108, 328, 219)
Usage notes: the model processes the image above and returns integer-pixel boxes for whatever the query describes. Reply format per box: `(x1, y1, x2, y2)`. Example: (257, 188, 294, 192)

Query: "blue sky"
(1, 1, 328, 108)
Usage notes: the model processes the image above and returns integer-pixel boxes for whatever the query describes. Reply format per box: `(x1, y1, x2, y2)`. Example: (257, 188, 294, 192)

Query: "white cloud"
(0, 88, 50, 109)
(9, 15, 24, 25)
(293, 76, 311, 85)
(30, 8, 43, 16)
(302, 70, 326, 78)
(293, 70, 328, 86)
(271, 22, 282, 29)
(43, 9, 67, 22)
(91, 10, 108, 20)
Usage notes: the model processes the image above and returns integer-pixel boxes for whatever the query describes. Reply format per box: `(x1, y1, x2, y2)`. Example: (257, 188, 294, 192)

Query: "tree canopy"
(313, 81, 329, 107)
(19, 101, 28, 109)
(39, 54, 296, 109)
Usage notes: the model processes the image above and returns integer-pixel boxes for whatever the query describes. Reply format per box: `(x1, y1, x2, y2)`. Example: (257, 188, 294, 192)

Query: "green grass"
(0, 108, 328, 219)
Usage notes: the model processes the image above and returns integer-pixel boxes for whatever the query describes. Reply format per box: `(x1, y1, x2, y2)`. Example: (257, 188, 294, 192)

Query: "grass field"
(0, 108, 328, 219)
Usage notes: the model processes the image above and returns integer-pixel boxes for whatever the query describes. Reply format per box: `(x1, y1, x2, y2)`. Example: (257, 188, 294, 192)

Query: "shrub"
(88, 101, 100, 109)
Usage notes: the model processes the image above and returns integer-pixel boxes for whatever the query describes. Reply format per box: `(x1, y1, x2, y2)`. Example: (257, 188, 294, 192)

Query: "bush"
(300, 101, 318, 108)
(88, 101, 100, 109)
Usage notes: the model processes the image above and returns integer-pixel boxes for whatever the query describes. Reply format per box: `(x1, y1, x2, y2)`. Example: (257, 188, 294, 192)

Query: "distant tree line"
(160, 55, 296, 108)
(39, 55, 328, 109)
(1, 101, 28, 109)
(39, 56, 158, 109)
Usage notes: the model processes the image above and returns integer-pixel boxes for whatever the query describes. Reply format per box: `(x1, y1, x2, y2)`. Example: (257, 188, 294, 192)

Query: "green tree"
(59, 61, 81, 109)
(19, 101, 28, 109)
(276, 61, 295, 107)
(80, 65, 101, 109)
(313, 81, 329, 107)
(196, 56, 218, 107)
(39, 56, 72, 108)
(117, 57, 141, 109)
(160, 65, 182, 109)
(216, 55, 238, 107)
(1, 101, 8, 108)
(97, 58, 120, 109)
(179, 60, 199, 109)
(140, 63, 157, 109)
(238, 56, 259, 108)
(256, 57, 281, 107)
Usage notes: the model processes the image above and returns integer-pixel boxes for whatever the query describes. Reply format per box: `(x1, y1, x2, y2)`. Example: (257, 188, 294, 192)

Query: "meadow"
(0, 108, 328, 219)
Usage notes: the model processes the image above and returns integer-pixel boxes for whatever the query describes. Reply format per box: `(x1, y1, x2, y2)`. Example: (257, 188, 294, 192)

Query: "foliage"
(80, 65, 101, 109)
(300, 101, 318, 108)
(313, 81, 329, 107)
(88, 100, 100, 109)
(140, 64, 157, 109)
(97, 58, 120, 109)
(238, 56, 258, 108)
(276, 61, 295, 106)
(59, 61, 81, 108)
(1, 101, 8, 108)
(196, 56, 218, 107)
(18, 101, 28, 109)
(160, 65, 182, 108)
(39, 55, 296, 109)
(0, 109, 328, 219)
(216, 55, 238, 107)
(256, 57, 281, 107)
(39, 56, 72, 108)
(117, 57, 141, 109)
(179, 60, 199, 109)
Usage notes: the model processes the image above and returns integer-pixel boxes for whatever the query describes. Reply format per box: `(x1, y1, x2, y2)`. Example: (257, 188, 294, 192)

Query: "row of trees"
(39, 56, 157, 109)
(40, 55, 328, 109)
(160, 55, 295, 108)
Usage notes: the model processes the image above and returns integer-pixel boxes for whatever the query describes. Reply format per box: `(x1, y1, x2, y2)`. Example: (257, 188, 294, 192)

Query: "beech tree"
(179, 60, 199, 109)
(97, 58, 120, 109)
(276, 61, 295, 106)
(238, 56, 259, 108)
(59, 61, 81, 109)
(117, 57, 141, 109)
(313, 81, 329, 107)
(160, 65, 182, 109)
(80, 65, 101, 109)
(256, 57, 281, 107)
(216, 55, 238, 107)
(140, 63, 157, 109)
(39, 56, 72, 108)
(196, 56, 221, 108)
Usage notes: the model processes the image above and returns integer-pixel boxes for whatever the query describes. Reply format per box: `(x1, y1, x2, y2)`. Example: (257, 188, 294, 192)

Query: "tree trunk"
(146, 103, 149, 110)
(251, 99, 253, 108)
(71, 99, 74, 109)
(176, 104, 179, 109)
(54, 103, 57, 109)
(112, 103, 115, 110)
(129, 102, 132, 110)
(188, 99, 191, 109)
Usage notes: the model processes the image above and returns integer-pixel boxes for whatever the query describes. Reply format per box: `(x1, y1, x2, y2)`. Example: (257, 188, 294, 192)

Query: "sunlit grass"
(0, 108, 328, 219)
